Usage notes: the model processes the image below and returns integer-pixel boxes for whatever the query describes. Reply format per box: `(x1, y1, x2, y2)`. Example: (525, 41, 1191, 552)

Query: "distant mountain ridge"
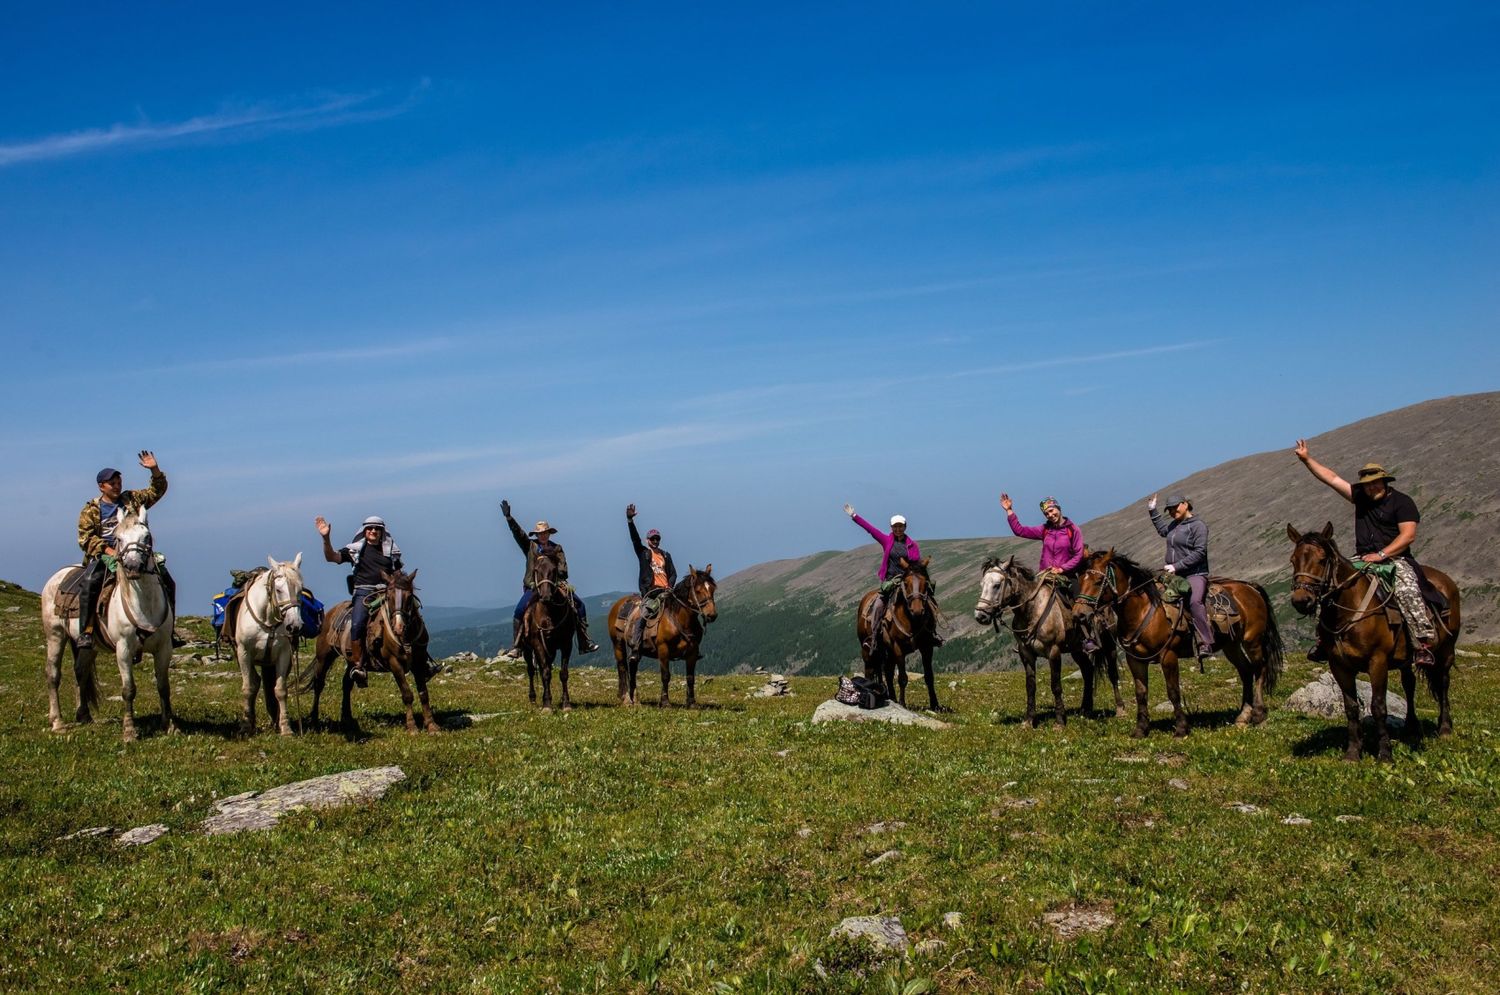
(701, 392, 1500, 675)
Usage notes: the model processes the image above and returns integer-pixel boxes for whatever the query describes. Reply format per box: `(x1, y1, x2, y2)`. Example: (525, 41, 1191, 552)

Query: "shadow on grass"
(1289, 716, 1436, 759)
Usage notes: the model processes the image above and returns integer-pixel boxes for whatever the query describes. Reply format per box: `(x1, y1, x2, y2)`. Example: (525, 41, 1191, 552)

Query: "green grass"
(1, 579, 1498, 993)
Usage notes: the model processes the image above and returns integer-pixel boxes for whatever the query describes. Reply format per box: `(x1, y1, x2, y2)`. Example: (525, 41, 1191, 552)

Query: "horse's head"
(266, 552, 305, 635)
(384, 568, 420, 638)
(532, 550, 567, 604)
(1072, 548, 1118, 622)
(898, 557, 934, 620)
(681, 564, 717, 622)
(1287, 522, 1339, 617)
(975, 555, 1023, 625)
(115, 508, 155, 577)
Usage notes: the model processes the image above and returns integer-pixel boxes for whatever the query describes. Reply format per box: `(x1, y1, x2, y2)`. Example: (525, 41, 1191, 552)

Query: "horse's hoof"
(1342, 753, 1361, 763)
(121, 728, 138, 744)
(1377, 750, 1394, 764)
(279, 728, 294, 738)
(1130, 726, 1147, 739)
(166, 723, 180, 736)
(562, 704, 574, 713)
(1251, 709, 1268, 726)
(425, 723, 440, 734)
(1173, 727, 1190, 739)
(1438, 725, 1453, 738)
(540, 706, 552, 714)
(1114, 707, 1127, 719)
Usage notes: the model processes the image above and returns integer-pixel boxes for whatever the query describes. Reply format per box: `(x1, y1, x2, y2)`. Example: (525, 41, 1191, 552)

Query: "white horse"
(39, 507, 175, 741)
(231, 554, 305, 736)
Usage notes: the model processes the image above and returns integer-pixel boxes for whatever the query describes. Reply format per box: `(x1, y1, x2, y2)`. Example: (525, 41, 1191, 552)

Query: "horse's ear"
(1286, 524, 1301, 543)
(922, 557, 930, 568)
(1005, 554, 1015, 568)
(293, 552, 302, 570)
(382, 570, 395, 584)
(408, 568, 418, 582)
(1321, 522, 1334, 539)
(267, 554, 278, 569)
(138, 506, 149, 526)
(703, 563, 712, 575)
(688, 564, 695, 574)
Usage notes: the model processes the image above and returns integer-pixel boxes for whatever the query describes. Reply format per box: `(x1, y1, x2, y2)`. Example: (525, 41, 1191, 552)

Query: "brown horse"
(1287, 523, 1459, 761)
(521, 550, 578, 711)
(1073, 549, 1284, 739)
(607, 566, 718, 707)
(303, 569, 437, 735)
(975, 556, 1123, 727)
(856, 558, 942, 710)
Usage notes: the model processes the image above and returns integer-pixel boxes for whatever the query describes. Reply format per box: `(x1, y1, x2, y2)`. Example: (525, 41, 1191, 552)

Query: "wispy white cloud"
(140, 336, 458, 376)
(0, 82, 426, 168)
(943, 340, 1218, 379)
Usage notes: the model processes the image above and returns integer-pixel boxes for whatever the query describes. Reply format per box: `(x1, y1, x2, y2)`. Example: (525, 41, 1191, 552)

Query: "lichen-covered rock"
(830, 915, 909, 954)
(1284, 672, 1407, 722)
(117, 824, 168, 847)
(202, 766, 406, 835)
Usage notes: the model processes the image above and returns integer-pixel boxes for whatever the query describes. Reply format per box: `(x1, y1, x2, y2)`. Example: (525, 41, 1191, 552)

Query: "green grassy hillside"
(2, 578, 1498, 993)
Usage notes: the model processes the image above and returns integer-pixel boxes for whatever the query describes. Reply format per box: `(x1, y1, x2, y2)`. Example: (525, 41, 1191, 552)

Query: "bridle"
(250, 563, 302, 632)
(1289, 536, 1391, 637)
(668, 573, 716, 624)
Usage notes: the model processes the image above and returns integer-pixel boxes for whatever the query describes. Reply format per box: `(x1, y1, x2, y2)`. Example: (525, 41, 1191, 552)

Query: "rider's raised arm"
(315, 517, 343, 563)
(850, 512, 889, 544)
(131, 465, 168, 510)
(1006, 511, 1045, 541)
(504, 511, 530, 553)
(1149, 506, 1172, 537)
(628, 517, 646, 555)
(1295, 440, 1353, 502)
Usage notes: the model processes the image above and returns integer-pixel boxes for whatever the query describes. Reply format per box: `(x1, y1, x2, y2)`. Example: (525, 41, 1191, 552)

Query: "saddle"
(53, 566, 121, 647)
(52, 565, 88, 618)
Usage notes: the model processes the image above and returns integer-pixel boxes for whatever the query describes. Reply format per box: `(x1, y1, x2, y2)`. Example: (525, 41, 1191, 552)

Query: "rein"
(1078, 561, 1173, 662)
(1293, 539, 1397, 641)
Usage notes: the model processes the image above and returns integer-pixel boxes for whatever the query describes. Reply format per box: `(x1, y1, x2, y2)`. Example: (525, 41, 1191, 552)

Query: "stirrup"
(76, 630, 94, 649)
(1307, 642, 1329, 664)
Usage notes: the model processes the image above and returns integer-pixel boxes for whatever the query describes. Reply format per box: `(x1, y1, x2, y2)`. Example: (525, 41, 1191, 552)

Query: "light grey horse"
(230, 554, 305, 736)
(39, 507, 176, 741)
(974, 555, 1123, 727)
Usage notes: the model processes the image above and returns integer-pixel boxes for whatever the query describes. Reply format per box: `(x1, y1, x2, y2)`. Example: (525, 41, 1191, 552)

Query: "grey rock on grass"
(202, 766, 407, 835)
(1284, 672, 1407, 722)
(1043, 903, 1115, 940)
(830, 915, 909, 954)
(117, 824, 168, 847)
(60, 826, 114, 840)
(811, 700, 949, 729)
(869, 849, 902, 866)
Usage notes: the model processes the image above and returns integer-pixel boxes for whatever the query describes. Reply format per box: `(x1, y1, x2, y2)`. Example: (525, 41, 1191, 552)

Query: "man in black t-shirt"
(1294, 442, 1437, 666)
(317, 514, 401, 686)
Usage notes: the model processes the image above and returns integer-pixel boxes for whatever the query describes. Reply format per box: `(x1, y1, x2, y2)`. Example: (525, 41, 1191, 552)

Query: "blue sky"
(3, 3, 1497, 607)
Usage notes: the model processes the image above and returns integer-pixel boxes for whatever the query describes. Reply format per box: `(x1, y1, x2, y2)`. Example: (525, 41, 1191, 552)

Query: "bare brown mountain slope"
(709, 392, 1500, 673)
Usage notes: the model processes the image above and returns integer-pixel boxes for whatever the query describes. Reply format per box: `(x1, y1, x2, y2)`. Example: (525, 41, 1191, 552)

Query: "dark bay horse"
(1073, 549, 1284, 739)
(303, 569, 437, 734)
(1287, 523, 1460, 761)
(607, 566, 718, 707)
(856, 558, 943, 710)
(521, 551, 577, 711)
(975, 556, 1123, 727)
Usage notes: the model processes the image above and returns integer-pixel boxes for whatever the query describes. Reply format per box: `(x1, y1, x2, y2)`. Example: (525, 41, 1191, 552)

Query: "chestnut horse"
(974, 556, 1123, 727)
(856, 558, 943, 710)
(520, 550, 578, 711)
(1073, 549, 1284, 739)
(303, 569, 437, 734)
(1287, 523, 1459, 761)
(607, 566, 718, 707)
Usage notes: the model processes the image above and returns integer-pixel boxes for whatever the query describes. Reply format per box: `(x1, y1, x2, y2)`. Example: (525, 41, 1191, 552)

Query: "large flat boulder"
(202, 766, 407, 835)
(1283, 672, 1407, 722)
(811, 699, 949, 729)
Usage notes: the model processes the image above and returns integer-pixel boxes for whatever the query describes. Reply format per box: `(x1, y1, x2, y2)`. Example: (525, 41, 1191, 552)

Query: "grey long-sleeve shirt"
(1149, 509, 1209, 576)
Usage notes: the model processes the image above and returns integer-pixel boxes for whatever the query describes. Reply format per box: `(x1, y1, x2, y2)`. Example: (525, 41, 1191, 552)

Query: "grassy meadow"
(1, 579, 1498, 993)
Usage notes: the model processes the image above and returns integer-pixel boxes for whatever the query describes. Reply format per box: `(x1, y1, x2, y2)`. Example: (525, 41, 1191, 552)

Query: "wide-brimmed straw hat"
(529, 520, 558, 537)
(1356, 463, 1395, 484)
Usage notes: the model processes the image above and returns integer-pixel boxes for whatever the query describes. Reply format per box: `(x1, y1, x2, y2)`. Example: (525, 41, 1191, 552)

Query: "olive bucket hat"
(1356, 463, 1396, 484)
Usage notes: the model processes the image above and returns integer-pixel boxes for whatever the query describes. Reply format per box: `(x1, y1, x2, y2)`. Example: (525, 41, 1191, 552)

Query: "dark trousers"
(351, 585, 380, 644)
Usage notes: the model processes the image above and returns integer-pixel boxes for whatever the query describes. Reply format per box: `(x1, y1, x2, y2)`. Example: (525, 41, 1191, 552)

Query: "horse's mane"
(1296, 530, 1345, 559)
(1104, 551, 1155, 586)
(674, 568, 715, 596)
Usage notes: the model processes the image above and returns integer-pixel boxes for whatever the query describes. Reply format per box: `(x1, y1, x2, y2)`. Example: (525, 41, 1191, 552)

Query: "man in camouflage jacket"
(75, 451, 176, 647)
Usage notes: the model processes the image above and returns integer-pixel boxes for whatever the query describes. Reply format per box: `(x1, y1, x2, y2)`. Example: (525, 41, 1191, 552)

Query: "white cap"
(890, 514, 907, 527)
(362, 516, 387, 530)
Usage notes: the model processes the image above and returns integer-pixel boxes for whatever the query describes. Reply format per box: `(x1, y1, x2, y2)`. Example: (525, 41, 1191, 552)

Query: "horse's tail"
(1251, 582, 1285, 696)
(76, 648, 100, 713)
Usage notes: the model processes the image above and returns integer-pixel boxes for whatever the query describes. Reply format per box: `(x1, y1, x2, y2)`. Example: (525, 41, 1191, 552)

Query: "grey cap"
(1164, 495, 1189, 508)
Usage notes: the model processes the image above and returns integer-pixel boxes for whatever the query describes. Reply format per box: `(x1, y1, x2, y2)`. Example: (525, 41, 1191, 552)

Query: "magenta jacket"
(852, 514, 921, 580)
(1006, 512, 1085, 572)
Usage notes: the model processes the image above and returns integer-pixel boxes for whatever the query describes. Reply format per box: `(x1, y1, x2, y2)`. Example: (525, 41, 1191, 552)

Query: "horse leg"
(686, 648, 699, 708)
(1398, 663, 1420, 742)
(44, 628, 66, 731)
(1107, 649, 1125, 718)
(526, 648, 537, 705)
(1127, 657, 1150, 738)
(1226, 643, 1254, 728)
(340, 667, 358, 738)
(658, 648, 672, 708)
(391, 662, 419, 733)
(921, 646, 939, 711)
(1021, 647, 1038, 728)
(115, 640, 139, 743)
(1049, 647, 1065, 727)
(559, 647, 573, 712)
(239, 652, 258, 736)
(897, 652, 909, 708)
(273, 657, 295, 736)
(541, 646, 555, 712)
(1163, 653, 1188, 737)
(1433, 659, 1454, 738)
(615, 633, 632, 706)
(1329, 665, 1363, 761)
(1369, 660, 1393, 762)
(413, 663, 439, 733)
(1077, 650, 1096, 716)
(308, 652, 329, 730)
(153, 638, 177, 736)
(261, 662, 280, 731)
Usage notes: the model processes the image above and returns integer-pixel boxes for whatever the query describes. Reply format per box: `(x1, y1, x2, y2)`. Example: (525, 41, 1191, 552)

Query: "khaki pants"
(1391, 559, 1437, 642)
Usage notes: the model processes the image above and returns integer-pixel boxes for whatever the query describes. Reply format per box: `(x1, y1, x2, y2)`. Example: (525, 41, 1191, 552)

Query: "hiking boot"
(1081, 637, 1100, 654)
(348, 643, 368, 688)
(577, 635, 600, 654)
(931, 633, 946, 647)
(510, 619, 523, 654)
(76, 630, 94, 650)
(171, 631, 187, 649)
(1307, 642, 1329, 664)
(1414, 643, 1436, 668)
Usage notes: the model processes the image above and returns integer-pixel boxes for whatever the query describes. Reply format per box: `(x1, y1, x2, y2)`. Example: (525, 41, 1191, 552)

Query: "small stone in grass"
(117, 824, 168, 847)
(1167, 778, 1189, 791)
(1224, 802, 1262, 814)
(1335, 814, 1364, 823)
(830, 915, 909, 954)
(1042, 903, 1115, 940)
(1282, 814, 1312, 826)
(869, 849, 902, 866)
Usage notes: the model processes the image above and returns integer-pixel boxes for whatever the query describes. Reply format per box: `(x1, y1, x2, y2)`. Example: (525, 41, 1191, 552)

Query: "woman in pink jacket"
(1000, 493, 1097, 651)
